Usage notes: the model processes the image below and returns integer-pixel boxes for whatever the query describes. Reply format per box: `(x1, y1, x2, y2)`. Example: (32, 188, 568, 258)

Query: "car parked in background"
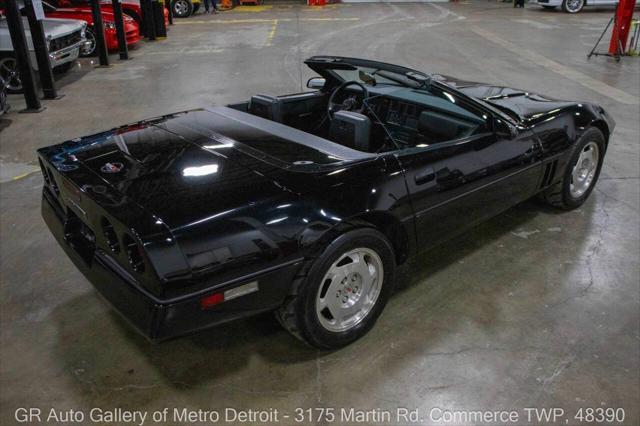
(52, 0, 169, 34)
(0, 12, 87, 93)
(532, 0, 618, 13)
(171, 0, 201, 18)
(39, 1, 141, 56)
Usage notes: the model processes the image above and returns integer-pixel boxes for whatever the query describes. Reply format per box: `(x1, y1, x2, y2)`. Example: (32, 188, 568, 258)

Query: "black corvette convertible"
(38, 56, 614, 349)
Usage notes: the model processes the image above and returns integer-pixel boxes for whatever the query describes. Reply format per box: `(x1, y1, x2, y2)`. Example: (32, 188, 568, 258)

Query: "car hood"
(433, 74, 577, 125)
(62, 107, 366, 230)
(0, 17, 83, 50)
(40, 16, 86, 35)
(52, 7, 120, 21)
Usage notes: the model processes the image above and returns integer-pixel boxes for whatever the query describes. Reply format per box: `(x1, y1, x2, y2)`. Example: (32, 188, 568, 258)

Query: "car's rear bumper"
(42, 188, 302, 341)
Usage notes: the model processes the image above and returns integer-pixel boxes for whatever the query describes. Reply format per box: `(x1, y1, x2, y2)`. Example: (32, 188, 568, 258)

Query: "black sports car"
(38, 56, 614, 349)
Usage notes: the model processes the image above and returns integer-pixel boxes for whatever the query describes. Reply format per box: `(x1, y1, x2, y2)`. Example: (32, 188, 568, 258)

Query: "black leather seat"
(249, 94, 283, 122)
(329, 110, 372, 153)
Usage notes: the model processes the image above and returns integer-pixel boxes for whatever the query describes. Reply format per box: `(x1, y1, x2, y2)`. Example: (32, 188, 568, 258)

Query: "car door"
(396, 106, 542, 251)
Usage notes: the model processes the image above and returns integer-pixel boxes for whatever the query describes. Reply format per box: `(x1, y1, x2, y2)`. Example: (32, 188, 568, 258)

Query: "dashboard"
(336, 84, 488, 146)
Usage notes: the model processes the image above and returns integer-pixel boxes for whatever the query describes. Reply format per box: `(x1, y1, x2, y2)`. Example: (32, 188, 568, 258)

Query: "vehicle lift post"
(588, 0, 637, 61)
(152, 0, 167, 38)
(141, 0, 157, 40)
(23, 0, 61, 99)
(89, 0, 110, 66)
(110, 0, 129, 60)
(3, 0, 43, 112)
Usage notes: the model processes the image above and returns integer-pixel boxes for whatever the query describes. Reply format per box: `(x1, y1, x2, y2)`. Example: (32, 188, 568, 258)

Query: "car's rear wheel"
(172, 0, 193, 17)
(277, 228, 396, 349)
(562, 0, 584, 13)
(0, 55, 23, 94)
(539, 127, 605, 210)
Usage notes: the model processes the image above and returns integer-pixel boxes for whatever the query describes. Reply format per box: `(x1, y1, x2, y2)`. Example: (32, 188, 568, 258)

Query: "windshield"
(326, 66, 427, 89)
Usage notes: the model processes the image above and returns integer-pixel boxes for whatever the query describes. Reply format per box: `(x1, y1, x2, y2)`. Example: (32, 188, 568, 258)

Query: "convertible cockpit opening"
(232, 57, 490, 155)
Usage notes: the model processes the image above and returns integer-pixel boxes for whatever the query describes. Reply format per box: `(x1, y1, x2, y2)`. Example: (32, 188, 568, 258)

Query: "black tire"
(277, 228, 396, 349)
(562, 0, 584, 13)
(0, 54, 24, 94)
(172, 0, 193, 17)
(539, 127, 605, 210)
(82, 27, 97, 57)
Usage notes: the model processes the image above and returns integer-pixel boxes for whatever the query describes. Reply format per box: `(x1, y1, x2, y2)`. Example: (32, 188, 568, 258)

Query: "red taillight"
(200, 292, 224, 310)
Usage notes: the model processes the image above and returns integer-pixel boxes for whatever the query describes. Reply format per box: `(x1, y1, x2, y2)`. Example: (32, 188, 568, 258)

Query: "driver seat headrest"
(329, 111, 371, 153)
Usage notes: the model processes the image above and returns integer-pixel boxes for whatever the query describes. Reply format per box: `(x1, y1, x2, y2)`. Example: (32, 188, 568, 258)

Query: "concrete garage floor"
(1, 2, 639, 425)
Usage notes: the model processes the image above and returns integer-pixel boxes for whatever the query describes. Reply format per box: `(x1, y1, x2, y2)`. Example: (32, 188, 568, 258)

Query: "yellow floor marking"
(10, 169, 40, 181)
(300, 17, 358, 21)
(265, 19, 279, 46)
(472, 27, 639, 105)
(177, 18, 282, 24)
(233, 5, 272, 12)
(176, 17, 359, 24)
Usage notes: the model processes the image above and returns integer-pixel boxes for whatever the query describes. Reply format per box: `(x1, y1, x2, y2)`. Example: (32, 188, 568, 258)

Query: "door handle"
(414, 167, 435, 185)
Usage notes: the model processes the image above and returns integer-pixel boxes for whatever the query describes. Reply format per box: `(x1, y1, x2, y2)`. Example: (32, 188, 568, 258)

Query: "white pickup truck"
(0, 13, 88, 93)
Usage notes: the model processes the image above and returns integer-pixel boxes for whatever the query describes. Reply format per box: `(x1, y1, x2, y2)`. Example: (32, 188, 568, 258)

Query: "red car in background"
(41, 1, 141, 56)
(53, 0, 169, 33)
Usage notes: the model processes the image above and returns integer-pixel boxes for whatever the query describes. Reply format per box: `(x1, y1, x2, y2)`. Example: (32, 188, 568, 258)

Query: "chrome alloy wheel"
(565, 0, 584, 12)
(174, 0, 189, 16)
(82, 29, 96, 56)
(316, 248, 384, 333)
(570, 141, 599, 198)
(0, 57, 22, 92)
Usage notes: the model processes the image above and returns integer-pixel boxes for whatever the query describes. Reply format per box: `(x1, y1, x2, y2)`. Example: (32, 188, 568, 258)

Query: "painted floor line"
(472, 27, 639, 105)
(175, 17, 359, 24)
(0, 169, 40, 184)
(265, 19, 279, 47)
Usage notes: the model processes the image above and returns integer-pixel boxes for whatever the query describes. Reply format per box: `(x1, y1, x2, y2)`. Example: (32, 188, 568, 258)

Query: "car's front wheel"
(172, 0, 193, 17)
(81, 27, 97, 57)
(539, 127, 605, 210)
(277, 228, 396, 349)
(562, 0, 584, 13)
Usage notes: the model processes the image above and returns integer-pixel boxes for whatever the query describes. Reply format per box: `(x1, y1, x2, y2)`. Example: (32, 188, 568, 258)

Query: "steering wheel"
(327, 80, 369, 120)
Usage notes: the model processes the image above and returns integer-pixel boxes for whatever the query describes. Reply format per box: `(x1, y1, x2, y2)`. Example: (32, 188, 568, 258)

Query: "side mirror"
(307, 77, 326, 90)
(493, 117, 517, 139)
